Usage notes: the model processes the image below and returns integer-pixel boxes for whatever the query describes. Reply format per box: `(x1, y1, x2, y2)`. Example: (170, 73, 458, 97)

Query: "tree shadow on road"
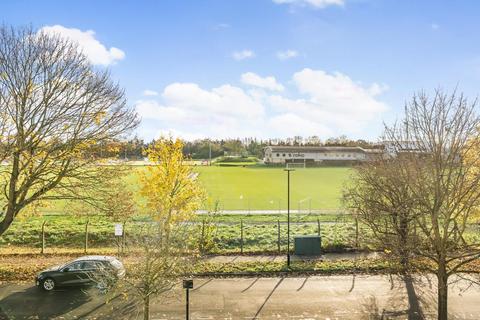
(0, 286, 92, 319)
(403, 274, 425, 320)
(360, 275, 435, 320)
(252, 277, 284, 320)
(242, 277, 260, 292)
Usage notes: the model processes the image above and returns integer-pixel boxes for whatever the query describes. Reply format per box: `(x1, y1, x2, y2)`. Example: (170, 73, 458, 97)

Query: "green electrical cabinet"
(294, 235, 322, 256)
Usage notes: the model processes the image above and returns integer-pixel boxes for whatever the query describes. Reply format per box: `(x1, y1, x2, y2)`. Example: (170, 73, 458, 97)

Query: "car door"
(59, 261, 85, 286)
(79, 261, 99, 285)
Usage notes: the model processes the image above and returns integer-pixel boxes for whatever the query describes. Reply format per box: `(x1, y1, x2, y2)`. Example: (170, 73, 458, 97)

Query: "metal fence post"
(201, 218, 206, 254)
(41, 220, 47, 254)
(84, 219, 89, 253)
(240, 219, 244, 254)
(277, 220, 281, 253)
(355, 217, 359, 248)
(122, 221, 127, 254)
(317, 219, 321, 237)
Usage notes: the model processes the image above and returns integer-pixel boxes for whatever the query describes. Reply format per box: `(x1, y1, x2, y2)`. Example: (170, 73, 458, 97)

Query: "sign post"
(114, 223, 123, 255)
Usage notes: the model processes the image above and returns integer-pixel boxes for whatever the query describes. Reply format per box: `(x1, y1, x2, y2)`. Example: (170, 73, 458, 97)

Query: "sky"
(3, 0, 480, 142)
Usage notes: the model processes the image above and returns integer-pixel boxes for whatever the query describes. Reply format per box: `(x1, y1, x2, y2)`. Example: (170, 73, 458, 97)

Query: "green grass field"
(195, 166, 350, 210)
(44, 165, 352, 214)
(124, 166, 351, 211)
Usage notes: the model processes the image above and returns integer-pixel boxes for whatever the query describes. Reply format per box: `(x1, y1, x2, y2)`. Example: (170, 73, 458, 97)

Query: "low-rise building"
(263, 146, 383, 165)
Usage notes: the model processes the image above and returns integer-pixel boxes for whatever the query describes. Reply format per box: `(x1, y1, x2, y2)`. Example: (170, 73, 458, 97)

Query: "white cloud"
(39, 25, 125, 66)
(241, 72, 284, 91)
(268, 113, 333, 137)
(232, 50, 255, 61)
(135, 83, 266, 139)
(368, 83, 389, 96)
(273, 0, 344, 9)
(270, 68, 388, 133)
(135, 68, 388, 140)
(277, 50, 299, 60)
(143, 89, 159, 96)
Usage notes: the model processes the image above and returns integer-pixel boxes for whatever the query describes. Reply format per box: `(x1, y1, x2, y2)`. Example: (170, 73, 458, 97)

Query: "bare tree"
(344, 156, 418, 271)
(346, 89, 480, 320)
(0, 26, 138, 235)
(92, 222, 195, 320)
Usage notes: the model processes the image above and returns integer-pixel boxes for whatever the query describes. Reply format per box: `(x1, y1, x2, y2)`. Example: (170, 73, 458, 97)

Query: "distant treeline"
(85, 135, 382, 160)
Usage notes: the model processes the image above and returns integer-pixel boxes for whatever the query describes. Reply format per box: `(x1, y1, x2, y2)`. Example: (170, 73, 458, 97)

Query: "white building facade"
(264, 146, 383, 165)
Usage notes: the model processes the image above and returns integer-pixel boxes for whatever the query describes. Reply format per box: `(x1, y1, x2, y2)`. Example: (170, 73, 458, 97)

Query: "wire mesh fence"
(0, 214, 362, 254)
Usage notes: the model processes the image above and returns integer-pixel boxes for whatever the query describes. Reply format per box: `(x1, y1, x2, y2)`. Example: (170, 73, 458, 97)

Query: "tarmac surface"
(1, 275, 480, 319)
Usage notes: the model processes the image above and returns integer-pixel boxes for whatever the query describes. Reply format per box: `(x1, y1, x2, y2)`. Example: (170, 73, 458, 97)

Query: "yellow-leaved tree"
(127, 138, 206, 319)
(140, 138, 206, 235)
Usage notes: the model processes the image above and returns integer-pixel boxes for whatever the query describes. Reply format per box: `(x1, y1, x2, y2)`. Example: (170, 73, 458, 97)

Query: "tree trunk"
(143, 295, 150, 320)
(0, 151, 20, 237)
(437, 264, 448, 320)
(0, 207, 16, 237)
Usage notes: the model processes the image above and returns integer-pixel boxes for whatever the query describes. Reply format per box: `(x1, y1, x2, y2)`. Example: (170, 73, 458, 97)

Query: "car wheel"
(41, 278, 55, 291)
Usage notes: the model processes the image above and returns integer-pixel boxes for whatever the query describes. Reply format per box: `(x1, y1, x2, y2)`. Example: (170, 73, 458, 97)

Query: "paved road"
(1, 275, 480, 319)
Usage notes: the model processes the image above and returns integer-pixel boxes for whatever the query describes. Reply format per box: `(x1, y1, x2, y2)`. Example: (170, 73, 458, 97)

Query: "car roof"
(72, 255, 117, 262)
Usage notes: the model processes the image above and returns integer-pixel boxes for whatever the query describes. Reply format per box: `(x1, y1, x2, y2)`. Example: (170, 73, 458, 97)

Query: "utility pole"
(284, 168, 294, 267)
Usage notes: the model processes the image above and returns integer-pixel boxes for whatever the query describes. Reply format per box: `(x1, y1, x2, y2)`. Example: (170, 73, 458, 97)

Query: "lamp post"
(183, 279, 193, 320)
(284, 168, 294, 267)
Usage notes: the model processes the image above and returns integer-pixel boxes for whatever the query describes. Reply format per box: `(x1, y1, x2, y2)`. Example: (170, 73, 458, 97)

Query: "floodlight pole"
(209, 141, 212, 165)
(284, 168, 294, 267)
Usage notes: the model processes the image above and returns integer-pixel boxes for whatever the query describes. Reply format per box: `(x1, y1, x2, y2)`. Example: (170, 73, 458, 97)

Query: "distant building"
(263, 146, 383, 165)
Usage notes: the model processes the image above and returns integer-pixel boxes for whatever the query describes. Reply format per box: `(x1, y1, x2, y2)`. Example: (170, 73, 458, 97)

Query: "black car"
(36, 255, 126, 291)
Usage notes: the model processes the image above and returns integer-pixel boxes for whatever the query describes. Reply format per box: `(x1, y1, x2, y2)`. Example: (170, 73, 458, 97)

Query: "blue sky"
(4, 0, 480, 141)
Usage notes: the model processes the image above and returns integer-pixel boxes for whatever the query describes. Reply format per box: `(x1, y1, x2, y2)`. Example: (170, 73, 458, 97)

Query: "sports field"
(194, 166, 351, 210)
(48, 165, 351, 214)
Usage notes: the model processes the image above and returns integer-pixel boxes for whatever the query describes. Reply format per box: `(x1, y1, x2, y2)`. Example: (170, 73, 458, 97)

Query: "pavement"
(205, 252, 382, 263)
(1, 275, 480, 319)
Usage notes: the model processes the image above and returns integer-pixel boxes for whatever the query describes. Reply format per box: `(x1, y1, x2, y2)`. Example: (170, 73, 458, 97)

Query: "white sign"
(114, 223, 123, 236)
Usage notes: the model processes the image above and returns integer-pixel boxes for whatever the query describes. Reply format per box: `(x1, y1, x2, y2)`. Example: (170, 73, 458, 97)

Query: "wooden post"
(41, 220, 47, 254)
(84, 219, 89, 254)
(277, 220, 281, 253)
(240, 220, 244, 254)
(317, 219, 321, 237)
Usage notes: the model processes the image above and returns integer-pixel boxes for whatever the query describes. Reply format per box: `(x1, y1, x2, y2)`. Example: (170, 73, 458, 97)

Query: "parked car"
(36, 255, 125, 291)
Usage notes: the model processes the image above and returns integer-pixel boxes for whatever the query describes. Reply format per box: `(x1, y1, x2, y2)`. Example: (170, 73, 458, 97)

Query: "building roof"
(265, 146, 383, 153)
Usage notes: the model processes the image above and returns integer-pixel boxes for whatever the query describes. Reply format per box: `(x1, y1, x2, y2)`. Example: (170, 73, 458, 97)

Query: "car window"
(67, 262, 84, 271)
(84, 261, 108, 270)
